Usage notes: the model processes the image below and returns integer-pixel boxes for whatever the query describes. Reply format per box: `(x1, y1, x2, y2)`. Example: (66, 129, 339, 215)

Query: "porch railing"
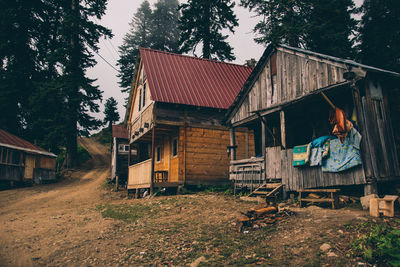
(127, 159, 152, 189)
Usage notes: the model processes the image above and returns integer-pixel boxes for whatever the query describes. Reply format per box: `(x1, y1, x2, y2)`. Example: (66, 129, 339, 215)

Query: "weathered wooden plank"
(265, 61, 272, 108)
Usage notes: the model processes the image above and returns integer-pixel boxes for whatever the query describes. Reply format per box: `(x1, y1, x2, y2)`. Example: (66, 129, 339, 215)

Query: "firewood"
(254, 207, 277, 217)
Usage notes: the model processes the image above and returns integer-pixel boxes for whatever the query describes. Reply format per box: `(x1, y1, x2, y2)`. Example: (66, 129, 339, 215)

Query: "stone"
(337, 230, 344, 234)
(360, 194, 378, 210)
(327, 252, 337, 257)
(320, 243, 331, 253)
(190, 256, 207, 267)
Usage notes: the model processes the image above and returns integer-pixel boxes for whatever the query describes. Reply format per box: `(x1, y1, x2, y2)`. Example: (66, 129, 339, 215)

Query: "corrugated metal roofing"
(112, 125, 128, 139)
(139, 47, 253, 109)
(0, 129, 56, 157)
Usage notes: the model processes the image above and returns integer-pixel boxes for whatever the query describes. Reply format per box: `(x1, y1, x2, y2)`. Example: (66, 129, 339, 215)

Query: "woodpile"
(236, 204, 295, 232)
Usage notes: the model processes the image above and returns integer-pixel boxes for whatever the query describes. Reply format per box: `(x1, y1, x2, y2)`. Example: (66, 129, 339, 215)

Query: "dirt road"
(0, 138, 374, 266)
(0, 138, 113, 266)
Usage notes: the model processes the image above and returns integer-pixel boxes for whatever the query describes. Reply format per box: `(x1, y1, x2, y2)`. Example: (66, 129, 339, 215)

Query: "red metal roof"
(139, 47, 253, 109)
(0, 129, 55, 156)
(112, 125, 128, 139)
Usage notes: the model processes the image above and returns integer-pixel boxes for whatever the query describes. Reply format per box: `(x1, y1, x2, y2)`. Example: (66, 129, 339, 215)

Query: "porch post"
(150, 126, 156, 195)
(261, 117, 266, 180)
(280, 110, 286, 149)
(229, 128, 236, 161)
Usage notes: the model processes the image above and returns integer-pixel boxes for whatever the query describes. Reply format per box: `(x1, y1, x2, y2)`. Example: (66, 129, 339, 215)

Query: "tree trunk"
(202, 3, 211, 59)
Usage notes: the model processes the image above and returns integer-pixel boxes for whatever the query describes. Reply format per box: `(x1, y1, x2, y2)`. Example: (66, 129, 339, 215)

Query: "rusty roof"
(0, 129, 56, 157)
(139, 47, 253, 109)
(112, 125, 129, 139)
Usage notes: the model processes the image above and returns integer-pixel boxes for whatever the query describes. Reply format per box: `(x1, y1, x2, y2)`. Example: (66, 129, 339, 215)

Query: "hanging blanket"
(293, 144, 310, 167)
(309, 140, 330, 166)
(322, 137, 361, 172)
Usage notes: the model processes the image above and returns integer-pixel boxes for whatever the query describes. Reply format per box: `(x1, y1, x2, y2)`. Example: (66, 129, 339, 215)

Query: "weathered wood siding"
(269, 148, 366, 191)
(38, 156, 56, 170)
(184, 127, 254, 185)
(231, 48, 347, 125)
(0, 165, 24, 182)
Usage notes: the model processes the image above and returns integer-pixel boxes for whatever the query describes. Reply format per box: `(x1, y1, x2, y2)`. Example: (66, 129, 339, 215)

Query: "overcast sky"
(87, 0, 363, 129)
(86, 0, 265, 128)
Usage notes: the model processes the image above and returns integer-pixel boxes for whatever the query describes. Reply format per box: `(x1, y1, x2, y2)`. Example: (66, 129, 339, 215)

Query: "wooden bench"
(298, 189, 340, 209)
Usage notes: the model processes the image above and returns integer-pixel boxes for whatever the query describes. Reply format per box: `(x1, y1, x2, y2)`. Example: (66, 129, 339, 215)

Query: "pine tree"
(178, 0, 238, 61)
(305, 0, 357, 58)
(241, 0, 357, 58)
(358, 0, 400, 72)
(117, 1, 153, 93)
(151, 0, 181, 52)
(48, 0, 112, 166)
(0, 0, 43, 135)
(104, 97, 120, 129)
(240, 0, 308, 47)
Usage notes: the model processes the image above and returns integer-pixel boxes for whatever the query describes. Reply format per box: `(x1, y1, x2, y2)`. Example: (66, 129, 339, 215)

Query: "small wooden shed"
(111, 124, 132, 185)
(124, 48, 254, 194)
(0, 129, 57, 185)
(225, 45, 400, 195)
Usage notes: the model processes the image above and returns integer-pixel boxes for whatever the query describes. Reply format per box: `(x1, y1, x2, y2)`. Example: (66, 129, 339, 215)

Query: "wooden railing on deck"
(127, 159, 152, 189)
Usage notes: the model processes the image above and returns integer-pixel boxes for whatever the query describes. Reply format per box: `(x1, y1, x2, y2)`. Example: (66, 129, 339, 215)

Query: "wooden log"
(254, 206, 277, 217)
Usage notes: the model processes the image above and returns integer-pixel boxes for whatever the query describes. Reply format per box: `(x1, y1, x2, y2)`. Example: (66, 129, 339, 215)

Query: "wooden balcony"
(128, 159, 152, 189)
(127, 159, 182, 190)
(130, 102, 154, 143)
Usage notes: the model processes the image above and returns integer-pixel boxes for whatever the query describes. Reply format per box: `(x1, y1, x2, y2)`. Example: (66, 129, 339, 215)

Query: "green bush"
(56, 144, 91, 170)
(351, 223, 400, 266)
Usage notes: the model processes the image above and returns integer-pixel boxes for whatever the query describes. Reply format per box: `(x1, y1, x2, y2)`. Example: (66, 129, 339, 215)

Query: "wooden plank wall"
(280, 149, 366, 191)
(184, 127, 254, 184)
(38, 156, 56, 170)
(231, 48, 347, 124)
(265, 147, 281, 179)
(127, 159, 152, 189)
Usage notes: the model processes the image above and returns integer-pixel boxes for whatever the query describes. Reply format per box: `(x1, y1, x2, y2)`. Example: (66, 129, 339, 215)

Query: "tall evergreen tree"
(241, 0, 357, 58)
(358, 0, 400, 72)
(104, 97, 120, 129)
(48, 0, 112, 166)
(305, 0, 357, 58)
(151, 0, 181, 52)
(117, 1, 152, 93)
(0, 0, 43, 135)
(178, 0, 238, 61)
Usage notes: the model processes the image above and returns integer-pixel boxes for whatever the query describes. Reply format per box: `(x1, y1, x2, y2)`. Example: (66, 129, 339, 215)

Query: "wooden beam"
(229, 128, 237, 161)
(261, 118, 266, 181)
(150, 127, 155, 195)
(280, 110, 286, 149)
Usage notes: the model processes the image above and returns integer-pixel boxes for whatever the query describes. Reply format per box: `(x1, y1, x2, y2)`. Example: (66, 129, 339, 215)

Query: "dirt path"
(0, 138, 375, 266)
(0, 138, 113, 266)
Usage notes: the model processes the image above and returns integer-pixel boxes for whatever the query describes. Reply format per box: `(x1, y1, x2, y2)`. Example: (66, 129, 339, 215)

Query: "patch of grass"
(56, 144, 91, 170)
(97, 203, 157, 223)
(351, 222, 400, 266)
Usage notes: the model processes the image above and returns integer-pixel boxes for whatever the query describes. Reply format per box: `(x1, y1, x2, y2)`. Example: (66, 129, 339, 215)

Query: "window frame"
(156, 146, 161, 162)
(172, 138, 178, 158)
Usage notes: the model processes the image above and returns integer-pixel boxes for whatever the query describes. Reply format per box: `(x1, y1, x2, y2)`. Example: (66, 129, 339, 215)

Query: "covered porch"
(127, 123, 183, 193)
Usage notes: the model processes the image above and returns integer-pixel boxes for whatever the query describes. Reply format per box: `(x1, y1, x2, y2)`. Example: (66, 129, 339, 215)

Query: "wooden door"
(24, 154, 35, 179)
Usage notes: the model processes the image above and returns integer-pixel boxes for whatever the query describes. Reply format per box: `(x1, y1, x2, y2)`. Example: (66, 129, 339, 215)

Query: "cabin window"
(124, 145, 129, 151)
(138, 88, 142, 111)
(172, 138, 178, 157)
(156, 146, 161, 162)
(11, 151, 21, 165)
(142, 82, 146, 107)
(118, 144, 124, 151)
(1, 148, 7, 163)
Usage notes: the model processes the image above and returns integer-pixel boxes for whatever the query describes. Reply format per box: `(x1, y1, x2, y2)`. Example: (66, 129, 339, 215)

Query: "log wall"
(184, 127, 254, 185)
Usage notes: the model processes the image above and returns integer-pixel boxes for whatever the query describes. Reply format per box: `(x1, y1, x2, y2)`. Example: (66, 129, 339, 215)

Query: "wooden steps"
(248, 182, 283, 199)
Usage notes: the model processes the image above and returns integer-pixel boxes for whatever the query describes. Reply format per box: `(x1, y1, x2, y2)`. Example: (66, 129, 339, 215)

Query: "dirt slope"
(0, 138, 112, 266)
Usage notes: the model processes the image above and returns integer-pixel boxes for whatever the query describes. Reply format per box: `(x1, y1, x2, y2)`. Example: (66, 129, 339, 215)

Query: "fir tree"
(151, 0, 181, 52)
(49, 0, 112, 166)
(358, 0, 400, 72)
(241, 0, 357, 58)
(104, 97, 120, 129)
(178, 0, 238, 61)
(117, 1, 152, 93)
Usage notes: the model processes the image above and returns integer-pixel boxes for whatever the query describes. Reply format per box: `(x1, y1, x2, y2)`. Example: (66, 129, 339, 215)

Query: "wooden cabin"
(111, 124, 135, 186)
(0, 129, 57, 185)
(124, 48, 254, 194)
(225, 45, 400, 196)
